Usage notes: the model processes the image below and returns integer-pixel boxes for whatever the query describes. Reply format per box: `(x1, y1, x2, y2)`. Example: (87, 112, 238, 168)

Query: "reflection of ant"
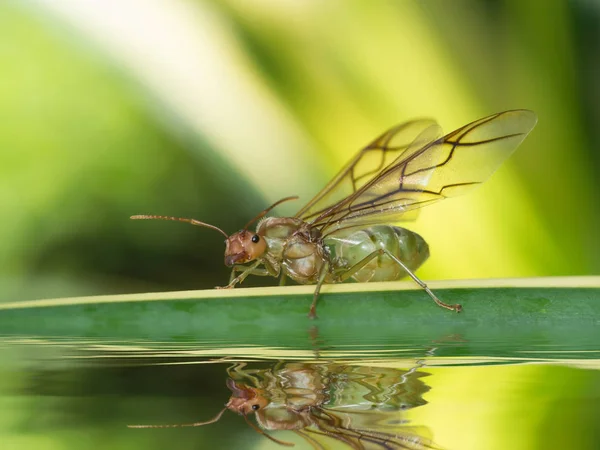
(129, 361, 436, 449)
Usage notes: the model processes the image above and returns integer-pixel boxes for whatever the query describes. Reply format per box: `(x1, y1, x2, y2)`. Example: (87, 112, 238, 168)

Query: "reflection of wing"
(301, 110, 537, 235)
(294, 408, 438, 450)
(295, 119, 440, 222)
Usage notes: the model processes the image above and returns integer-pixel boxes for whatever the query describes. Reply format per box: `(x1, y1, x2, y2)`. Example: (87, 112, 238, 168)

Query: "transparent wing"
(295, 119, 440, 222)
(308, 110, 537, 235)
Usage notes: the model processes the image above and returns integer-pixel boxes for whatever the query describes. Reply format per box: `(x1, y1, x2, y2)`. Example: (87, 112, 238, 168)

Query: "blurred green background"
(1, 0, 598, 303)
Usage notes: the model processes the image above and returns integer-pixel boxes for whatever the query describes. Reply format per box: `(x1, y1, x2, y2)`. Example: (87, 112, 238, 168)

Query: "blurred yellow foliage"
(0, 0, 598, 299)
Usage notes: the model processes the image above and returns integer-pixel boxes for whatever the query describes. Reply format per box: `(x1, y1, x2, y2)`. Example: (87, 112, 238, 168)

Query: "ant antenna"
(127, 407, 228, 429)
(130, 215, 229, 239)
(243, 196, 299, 230)
(128, 406, 294, 446)
(243, 414, 295, 447)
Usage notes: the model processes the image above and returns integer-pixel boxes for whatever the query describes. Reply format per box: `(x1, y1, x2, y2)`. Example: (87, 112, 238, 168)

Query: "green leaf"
(0, 277, 598, 361)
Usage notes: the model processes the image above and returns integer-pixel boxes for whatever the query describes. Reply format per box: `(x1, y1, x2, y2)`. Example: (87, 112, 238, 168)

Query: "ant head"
(224, 230, 267, 267)
(225, 379, 270, 415)
(223, 195, 299, 267)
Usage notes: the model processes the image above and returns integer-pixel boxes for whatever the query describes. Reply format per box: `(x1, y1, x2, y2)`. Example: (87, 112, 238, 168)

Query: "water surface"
(0, 328, 598, 450)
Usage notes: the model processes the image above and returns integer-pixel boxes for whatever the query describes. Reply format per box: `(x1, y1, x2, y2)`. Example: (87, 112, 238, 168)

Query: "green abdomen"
(325, 225, 429, 283)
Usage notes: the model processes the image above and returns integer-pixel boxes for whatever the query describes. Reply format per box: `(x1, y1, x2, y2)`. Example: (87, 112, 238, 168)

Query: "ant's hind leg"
(381, 249, 461, 312)
(335, 249, 461, 313)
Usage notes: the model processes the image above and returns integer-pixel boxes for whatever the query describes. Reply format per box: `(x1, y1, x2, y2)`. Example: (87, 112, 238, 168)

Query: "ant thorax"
(257, 217, 328, 284)
(256, 217, 306, 260)
(281, 233, 326, 284)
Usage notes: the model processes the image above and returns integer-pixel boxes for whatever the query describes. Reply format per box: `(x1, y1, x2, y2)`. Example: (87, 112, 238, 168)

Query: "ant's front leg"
(216, 260, 266, 289)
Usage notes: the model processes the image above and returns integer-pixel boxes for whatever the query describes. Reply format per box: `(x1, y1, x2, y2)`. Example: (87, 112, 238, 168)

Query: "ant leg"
(381, 249, 461, 312)
(226, 362, 248, 378)
(278, 274, 287, 286)
(334, 250, 383, 283)
(217, 261, 265, 289)
(229, 264, 270, 282)
(308, 262, 330, 319)
(335, 249, 461, 312)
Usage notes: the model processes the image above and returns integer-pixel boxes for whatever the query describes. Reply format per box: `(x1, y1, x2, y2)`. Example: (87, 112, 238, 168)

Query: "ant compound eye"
(251, 235, 260, 244)
(252, 404, 260, 411)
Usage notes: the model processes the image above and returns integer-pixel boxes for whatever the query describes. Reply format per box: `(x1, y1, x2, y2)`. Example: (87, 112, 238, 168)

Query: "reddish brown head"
(225, 379, 270, 415)
(223, 195, 298, 266)
(224, 230, 267, 267)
